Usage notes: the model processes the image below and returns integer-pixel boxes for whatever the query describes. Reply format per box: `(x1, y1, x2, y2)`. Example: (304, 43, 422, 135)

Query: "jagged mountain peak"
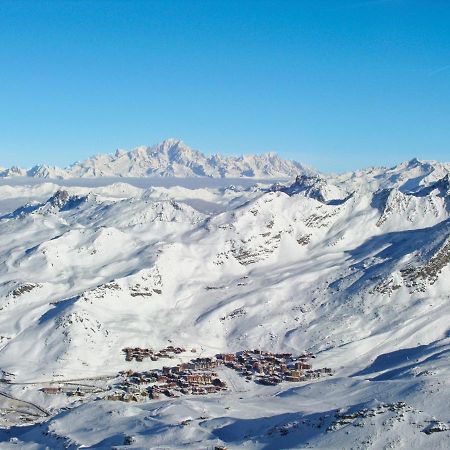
(47, 189, 71, 209)
(44, 190, 97, 213)
(405, 157, 423, 168)
(274, 173, 348, 204)
(134, 138, 196, 157)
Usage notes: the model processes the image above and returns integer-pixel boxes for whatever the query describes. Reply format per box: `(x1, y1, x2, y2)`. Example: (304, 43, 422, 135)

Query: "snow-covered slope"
(0, 160, 449, 448)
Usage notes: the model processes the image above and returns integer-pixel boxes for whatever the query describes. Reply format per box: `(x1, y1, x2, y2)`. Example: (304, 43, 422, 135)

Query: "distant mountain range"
(0, 139, 314, 179)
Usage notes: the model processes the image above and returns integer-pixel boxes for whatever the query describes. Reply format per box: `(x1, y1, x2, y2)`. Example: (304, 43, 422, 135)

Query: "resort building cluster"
(221, 349, 332, 385)
(107, 348, 333, 402)
(122, 345, 187, 362)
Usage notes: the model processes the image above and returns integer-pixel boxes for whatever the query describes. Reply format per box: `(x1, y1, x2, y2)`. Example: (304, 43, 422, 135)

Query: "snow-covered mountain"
(0, 139, 313, 179)
(0, 157, 449, 448)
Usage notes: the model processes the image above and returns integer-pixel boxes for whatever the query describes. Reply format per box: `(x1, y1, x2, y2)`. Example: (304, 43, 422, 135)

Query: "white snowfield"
(0, 156, 449, 448)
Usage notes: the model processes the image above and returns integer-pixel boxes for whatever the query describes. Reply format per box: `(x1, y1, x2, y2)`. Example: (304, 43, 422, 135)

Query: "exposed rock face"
(48, 190, 70, 209)
(401, 236, 450, 291)
(8, 283, 40, 298)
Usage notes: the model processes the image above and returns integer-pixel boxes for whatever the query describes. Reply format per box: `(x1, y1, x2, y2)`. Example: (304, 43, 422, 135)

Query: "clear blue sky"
(0, 0, 449, 172)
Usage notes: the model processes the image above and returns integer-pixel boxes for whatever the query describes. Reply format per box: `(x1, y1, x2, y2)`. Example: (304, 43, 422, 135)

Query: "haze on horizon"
(1, 0, 449, 172)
